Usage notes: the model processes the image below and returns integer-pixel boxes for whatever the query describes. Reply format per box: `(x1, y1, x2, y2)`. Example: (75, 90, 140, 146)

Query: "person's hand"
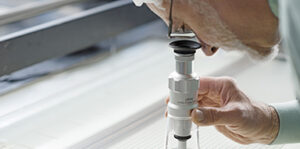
(147, 0, 279, 59)
(190, 77, 279, 144)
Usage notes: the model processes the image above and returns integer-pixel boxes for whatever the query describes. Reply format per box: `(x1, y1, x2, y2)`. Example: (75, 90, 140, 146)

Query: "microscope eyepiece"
(167, 39, 201, 149)
(169, 40, 201, 54)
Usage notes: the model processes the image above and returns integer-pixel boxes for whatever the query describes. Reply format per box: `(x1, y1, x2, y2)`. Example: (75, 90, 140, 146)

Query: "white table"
(0, 39, 297, 149)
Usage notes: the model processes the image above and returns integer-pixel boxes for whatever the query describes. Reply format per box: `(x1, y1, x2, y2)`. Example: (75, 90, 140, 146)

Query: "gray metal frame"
(0, 0, 158, 76)
(0, 0, 87, 25)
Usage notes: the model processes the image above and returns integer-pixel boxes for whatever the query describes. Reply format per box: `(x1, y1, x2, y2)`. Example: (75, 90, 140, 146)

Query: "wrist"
(252, 102, 279, 144)
(268, 105, 280, 144)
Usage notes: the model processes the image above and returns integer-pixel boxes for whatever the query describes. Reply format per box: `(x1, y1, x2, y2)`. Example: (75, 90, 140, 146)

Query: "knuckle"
(222, 77, 236, 86)
(203, 109, 217, 125)
(221, 77, 238, 92)
(231, 107, 243, 117)
(210, 110, 219, 123)
(229, 106, 246, 121)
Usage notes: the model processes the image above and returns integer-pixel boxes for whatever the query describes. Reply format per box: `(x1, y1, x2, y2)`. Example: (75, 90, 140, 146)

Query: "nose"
(196, 36, 219, 56)
(201, 44, 219, 56)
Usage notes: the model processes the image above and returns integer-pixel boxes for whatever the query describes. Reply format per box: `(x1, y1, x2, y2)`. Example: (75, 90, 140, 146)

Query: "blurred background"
(0, 0, 297, 149)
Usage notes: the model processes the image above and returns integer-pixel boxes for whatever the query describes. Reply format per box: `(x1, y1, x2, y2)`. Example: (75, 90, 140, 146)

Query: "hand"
(191, 77, 279, 144)
(147, 0, 279, 59)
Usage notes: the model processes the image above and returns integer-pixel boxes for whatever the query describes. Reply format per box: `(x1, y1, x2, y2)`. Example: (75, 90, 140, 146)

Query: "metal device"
(168, 0, 195, 39)
(166, 1, 202, 148)
(167, 40, 201, 149)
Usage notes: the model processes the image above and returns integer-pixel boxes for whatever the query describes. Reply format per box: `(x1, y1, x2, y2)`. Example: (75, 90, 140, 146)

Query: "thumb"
(191, 107, 235, 126)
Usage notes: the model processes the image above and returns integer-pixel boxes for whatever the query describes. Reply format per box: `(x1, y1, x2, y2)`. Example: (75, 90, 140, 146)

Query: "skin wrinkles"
(211, 0, 280, 49)
(209, 0, 280, 59)
(147, 0, 280, 61)
(185, 0, 278, 61)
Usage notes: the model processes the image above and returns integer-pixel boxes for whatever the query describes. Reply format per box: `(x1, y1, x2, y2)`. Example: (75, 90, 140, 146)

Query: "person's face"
(147, 0, 280, 60)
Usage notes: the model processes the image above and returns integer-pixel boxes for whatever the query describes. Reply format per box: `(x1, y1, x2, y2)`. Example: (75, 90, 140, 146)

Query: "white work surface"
(0, 39, 298, 149)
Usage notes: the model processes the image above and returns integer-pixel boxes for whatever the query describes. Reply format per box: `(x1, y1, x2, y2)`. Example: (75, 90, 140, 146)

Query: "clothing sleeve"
(268, 0, 279, 18)
(272, 101, 300, 144)
(268, 0, 300, 144)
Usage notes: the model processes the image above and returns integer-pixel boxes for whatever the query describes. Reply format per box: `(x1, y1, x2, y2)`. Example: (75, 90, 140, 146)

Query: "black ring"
(174, 135, 192, 141)
(170, 40, 201, 54)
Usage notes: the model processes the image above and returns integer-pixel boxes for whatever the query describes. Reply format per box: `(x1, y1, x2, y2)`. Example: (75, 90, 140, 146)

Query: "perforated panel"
(108, 117, 283, 149)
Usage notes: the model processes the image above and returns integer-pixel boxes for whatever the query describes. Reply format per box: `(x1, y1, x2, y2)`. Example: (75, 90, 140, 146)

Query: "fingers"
(165, 97, 169, 104)
(199, 77, 236, 94)
(198, 96, 221, 107)
(199, 77, 219, 95)
(165, 97, 169, 117)
(165, 108, 168, 117)
(191, 106, 242, 126)
(198, 77, 238, 106)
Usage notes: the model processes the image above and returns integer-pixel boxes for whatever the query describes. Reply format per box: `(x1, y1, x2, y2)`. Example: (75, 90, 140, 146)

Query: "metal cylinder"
(178, 140, 187, 149)
(168, 53, 199, 137)
(167, 40, 201, 149)
(175, 54, 194, 75)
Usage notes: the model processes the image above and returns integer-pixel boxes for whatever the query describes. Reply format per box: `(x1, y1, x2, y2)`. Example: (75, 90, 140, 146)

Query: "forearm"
(268, 105, 280, 144)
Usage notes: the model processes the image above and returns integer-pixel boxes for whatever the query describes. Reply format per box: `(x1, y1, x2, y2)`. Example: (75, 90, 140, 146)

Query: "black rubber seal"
(169, 40, 201, 55)
(174, 135, 192, 141)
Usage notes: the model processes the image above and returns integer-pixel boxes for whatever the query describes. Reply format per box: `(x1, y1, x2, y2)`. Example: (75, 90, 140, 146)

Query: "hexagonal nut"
(169, 78, 199, 93)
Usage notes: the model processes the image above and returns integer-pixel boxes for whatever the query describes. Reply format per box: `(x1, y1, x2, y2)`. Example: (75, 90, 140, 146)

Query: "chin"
(245, 44, 279, 63)
(219, 40, 279, 63)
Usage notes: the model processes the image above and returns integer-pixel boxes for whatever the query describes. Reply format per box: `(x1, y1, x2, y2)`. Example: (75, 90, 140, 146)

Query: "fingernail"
(195, 109, 204, 122)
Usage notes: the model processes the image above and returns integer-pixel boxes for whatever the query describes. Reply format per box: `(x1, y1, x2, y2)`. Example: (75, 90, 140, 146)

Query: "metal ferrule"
(175, 53, 194, 75)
